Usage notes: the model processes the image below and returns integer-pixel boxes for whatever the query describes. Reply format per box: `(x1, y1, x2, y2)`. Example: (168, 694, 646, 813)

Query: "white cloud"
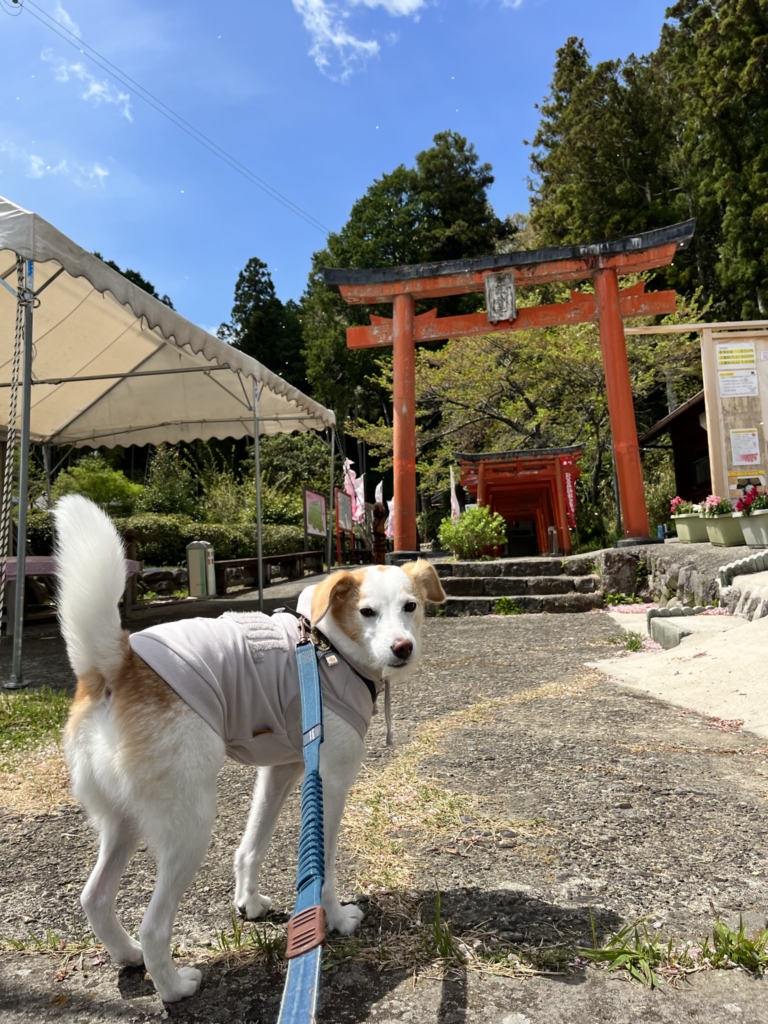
(0, 141, 108, 187)
(500, 0, 524, 7)
(53, 1, 81, 37)
(350, 0, 424, 13)
(293, 0, 424, 81)
(41, 49, 133, 121)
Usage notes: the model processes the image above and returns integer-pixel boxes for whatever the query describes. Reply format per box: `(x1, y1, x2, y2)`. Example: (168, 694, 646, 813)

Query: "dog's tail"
(53, 494, 128, 687)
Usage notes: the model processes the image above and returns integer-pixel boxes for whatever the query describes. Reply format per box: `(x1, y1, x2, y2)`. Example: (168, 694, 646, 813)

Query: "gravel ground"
(1, 612, 767, 1023)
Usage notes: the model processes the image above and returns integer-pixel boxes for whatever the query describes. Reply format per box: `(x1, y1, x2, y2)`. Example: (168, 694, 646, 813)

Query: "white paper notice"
(717, 341, 756, 368)
(730, 428, 762, 466)
(718, 368, 759, 397)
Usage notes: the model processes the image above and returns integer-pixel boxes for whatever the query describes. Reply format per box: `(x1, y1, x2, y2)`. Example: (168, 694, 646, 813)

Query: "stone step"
(433, 593, 605, 616)
(434, 558, 566, 579)
(441, 575, 601, 598)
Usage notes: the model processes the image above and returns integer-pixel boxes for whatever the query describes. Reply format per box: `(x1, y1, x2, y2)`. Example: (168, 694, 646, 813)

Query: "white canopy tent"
(0, 195, 336, 686)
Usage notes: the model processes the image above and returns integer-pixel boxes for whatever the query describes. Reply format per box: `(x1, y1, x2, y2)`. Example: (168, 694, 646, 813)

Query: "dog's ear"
(311, 571, 360, 624)
(402, 559, 446, 604)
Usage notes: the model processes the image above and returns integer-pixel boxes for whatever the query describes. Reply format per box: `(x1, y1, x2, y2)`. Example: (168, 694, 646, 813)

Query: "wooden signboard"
(701, 327, 768, 500)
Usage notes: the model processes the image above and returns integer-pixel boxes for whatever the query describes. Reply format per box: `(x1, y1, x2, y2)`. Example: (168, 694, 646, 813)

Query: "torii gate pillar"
(393, 293, 418, 549)
(323, 220, 696, 552)
(594, 267, 649, 539)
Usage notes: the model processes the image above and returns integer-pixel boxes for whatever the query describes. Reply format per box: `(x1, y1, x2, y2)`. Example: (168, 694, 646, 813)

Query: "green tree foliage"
(94, 253, 174, 308)
(258, 432, 336, 495)
(528, 5, 768, 318)
(302, 131, 514, 418)
(136, 444, 196, 516)
(660, 0, 768, 318)
(218, 258, 307, 390)
(52, 453, 143, 515)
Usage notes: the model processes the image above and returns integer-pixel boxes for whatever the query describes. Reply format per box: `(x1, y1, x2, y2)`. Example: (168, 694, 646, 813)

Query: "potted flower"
(734, 488, 768, 548)
(702, 494, 745, 547)
(669, 496, 708, 543)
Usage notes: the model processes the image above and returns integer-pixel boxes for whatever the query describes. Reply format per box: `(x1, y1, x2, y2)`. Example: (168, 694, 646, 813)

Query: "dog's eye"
(359, 608, 377, 618)
(403, 601, 417, 613)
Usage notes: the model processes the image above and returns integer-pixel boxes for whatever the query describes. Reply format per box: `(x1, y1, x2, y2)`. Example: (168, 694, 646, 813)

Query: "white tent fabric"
(0, 196, 334, 446)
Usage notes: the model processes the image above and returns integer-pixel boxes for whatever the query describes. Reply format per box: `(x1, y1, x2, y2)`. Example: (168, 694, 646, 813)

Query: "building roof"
(455, 444, 584, 463)
(639, 390, 705, 444)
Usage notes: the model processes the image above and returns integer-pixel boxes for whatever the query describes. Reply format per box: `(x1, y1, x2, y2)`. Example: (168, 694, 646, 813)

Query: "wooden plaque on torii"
(323, 220, 696, 551)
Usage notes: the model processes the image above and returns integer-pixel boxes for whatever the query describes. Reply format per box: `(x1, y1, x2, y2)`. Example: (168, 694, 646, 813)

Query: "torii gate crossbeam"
(323, 220, 696, 552)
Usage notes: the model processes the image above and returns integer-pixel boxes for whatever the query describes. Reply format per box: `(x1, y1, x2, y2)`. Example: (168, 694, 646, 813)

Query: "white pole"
(253, 385, 264, 613)
(7, 260, 34, 689)
(327, 428, 335, 571)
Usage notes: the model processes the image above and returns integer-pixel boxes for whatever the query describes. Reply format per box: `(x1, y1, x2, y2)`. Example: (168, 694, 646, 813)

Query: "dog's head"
(306, 561, 446, 679)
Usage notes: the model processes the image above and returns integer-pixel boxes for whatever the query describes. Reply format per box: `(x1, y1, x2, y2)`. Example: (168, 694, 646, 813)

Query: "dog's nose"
(391, 639, 413, 661)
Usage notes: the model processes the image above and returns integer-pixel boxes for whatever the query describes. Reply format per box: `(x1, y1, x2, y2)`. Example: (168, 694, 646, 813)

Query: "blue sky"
(1, 0, 671, 332)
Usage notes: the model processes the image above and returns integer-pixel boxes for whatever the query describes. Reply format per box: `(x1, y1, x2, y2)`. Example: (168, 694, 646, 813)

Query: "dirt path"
(1, 614, 767, 1023)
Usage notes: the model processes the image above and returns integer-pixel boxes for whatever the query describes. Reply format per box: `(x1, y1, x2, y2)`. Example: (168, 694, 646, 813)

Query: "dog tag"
(326, 654, 338, 666)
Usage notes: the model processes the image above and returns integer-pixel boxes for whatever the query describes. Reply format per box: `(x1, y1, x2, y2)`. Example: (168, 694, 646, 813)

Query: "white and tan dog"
(54, 495, 445, 1002)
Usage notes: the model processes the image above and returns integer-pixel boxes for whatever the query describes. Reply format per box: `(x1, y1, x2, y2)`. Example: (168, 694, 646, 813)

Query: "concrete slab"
(653, 614, 741, 649)
(589, 613, 768, 738)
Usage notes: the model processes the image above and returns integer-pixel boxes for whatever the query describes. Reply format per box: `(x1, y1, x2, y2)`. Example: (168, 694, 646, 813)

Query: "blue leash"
(277, 625, 326, 1024)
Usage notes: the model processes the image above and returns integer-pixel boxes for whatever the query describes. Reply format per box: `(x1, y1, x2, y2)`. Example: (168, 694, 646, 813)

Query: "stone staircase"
(431, 557, 604, 615)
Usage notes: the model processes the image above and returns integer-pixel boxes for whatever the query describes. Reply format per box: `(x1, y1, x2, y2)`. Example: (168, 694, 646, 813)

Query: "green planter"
(704, 514, 745, 547)
(737, 509, 768, 548)
(671, 513, 709, 543)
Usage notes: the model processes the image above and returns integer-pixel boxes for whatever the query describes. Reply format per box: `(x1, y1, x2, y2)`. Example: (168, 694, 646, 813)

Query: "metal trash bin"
(186, 541, 216, 598)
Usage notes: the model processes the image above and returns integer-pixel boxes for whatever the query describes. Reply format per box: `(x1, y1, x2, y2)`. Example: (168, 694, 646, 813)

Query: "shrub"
(495, 597, 521, 615)
(136, 445, 196, 516)
(112, 513, 305, 566)
(51, 453, 143, 515)
(437, 506, 507, 560)
(27, 509, 54, 555)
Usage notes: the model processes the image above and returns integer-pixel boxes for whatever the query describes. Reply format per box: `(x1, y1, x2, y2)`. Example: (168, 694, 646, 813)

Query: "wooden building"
(639, 391, 711, 503)
(456, 446, 582, 556)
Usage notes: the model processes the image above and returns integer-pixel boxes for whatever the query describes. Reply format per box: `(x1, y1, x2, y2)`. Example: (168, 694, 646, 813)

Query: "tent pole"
(253, 385, 264, 613)
(7, 260, 34, 689)
(327, 428, 335, 571)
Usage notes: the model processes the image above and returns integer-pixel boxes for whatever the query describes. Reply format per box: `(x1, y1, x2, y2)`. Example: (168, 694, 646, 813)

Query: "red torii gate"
(323, 220, 696, 552)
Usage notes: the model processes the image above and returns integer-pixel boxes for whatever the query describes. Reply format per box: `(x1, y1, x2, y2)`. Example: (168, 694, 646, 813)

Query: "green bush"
(136, 445, 196, 516)
(27, 509, 54, 555)
(437, 506, 507, 560)
(52, 453, 143, 515)
(113, 513, 305, 566)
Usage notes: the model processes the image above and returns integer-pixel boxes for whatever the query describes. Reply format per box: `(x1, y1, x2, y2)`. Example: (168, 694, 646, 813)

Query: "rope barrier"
(0, 257, 25, 635)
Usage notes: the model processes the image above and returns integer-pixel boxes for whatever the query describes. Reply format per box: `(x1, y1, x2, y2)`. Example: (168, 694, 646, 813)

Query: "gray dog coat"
(129, 612, 381, 766)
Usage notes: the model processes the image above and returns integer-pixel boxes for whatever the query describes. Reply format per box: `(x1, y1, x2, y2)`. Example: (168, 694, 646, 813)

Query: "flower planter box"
(705, 513, 745, 547)
(671, 513, 709, 543)
(737, 508, 768, 548)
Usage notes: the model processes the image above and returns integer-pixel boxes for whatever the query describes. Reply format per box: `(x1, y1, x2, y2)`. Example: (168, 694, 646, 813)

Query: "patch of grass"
(0, 686, 70, 771)
(495, 597, 522, 616)
(710, 915, 768, 974)
(579, 915, 665, 988)
(605, 592, 637, 606)
(620, 631, 644, 652)
(579, 911, 768, 987)
(424, 887, 463, 962)
(214, 909, 285, 960)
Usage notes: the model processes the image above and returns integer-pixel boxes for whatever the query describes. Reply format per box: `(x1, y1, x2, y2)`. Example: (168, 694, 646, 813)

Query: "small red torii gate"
(323, 220, 695, 552)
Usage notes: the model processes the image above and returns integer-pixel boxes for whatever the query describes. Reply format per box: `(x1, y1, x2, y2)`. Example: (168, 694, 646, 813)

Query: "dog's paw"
(156, 965, 202, 1003)
(236, 892, 272, 921)
(113, 938, 143, 966)
(325, 902, 364, 936)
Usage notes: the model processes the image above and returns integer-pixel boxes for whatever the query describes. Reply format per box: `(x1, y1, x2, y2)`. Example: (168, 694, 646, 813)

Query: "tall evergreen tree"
(218, 258, 307, 390)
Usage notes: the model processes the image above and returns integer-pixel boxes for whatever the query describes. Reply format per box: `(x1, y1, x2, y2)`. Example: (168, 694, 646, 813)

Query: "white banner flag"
(450, 466, 461, 520)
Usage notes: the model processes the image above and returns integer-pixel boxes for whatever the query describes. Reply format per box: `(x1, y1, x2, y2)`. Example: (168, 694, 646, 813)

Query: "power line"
(14, 0, 331, 235)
